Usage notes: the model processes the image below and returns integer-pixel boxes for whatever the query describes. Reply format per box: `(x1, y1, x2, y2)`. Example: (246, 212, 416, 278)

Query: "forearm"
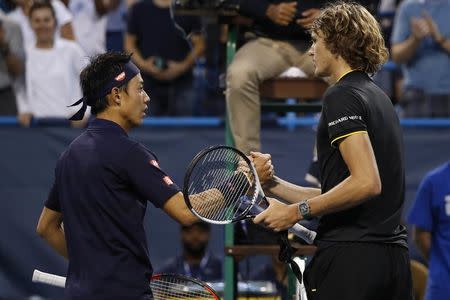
(307, 174, 380, 218)
(60, 23, 75, 41)
(43, 225, 69, 259)
(391, 36, 422, 64)
(265, 176, 321, 204)
(2, 47, 23, 77)
(414, 229, 431, 261)
(5, 54, 23, 77)
(182, 35, 205, 70)
(124, 34, 147, 70)
(437, 37, 450, 53)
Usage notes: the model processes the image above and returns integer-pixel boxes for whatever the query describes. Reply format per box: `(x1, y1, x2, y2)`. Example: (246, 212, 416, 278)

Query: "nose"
(144, 91, 150, 103)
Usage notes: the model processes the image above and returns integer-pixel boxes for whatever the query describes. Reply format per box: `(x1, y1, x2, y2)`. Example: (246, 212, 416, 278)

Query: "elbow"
(365, 177, 382, 198)
(36, 222, 48, 239)
(390, 47, 408, 65)
(390, 52, 401, 64)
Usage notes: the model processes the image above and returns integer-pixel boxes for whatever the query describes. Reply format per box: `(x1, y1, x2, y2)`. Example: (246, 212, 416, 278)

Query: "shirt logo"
(328, 115, 362, 127)
(163, 176, 173, 186)
(115, 72, 126, 81)
(149, 160, 160, 168)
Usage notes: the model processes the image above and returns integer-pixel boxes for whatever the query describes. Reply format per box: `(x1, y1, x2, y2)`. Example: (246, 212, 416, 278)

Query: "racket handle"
(289, 223, 316, 245)
(250, 205, 316, 244)
(32, 269, 66, 288)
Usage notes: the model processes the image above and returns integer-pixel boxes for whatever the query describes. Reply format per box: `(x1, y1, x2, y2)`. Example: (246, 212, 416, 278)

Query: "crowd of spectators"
(0, 0, 448, 125)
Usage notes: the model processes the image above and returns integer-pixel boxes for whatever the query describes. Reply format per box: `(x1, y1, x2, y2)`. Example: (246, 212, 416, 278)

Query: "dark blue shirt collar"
(88, 118, 128, 137)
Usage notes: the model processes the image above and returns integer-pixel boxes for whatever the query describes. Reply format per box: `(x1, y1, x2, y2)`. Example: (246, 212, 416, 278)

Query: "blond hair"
(310, 2, 389, 74)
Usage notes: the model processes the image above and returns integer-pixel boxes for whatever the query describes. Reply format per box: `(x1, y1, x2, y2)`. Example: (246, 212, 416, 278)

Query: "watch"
(298, 200, 313, 220)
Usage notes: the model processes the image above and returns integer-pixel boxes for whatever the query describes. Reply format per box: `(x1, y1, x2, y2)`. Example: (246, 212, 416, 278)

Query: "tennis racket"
(32, 269, 220, 299)
(183, 145, 316, 244)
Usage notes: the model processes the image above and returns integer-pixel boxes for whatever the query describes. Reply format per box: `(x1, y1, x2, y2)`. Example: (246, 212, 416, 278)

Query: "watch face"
(299, 202, 309, 215)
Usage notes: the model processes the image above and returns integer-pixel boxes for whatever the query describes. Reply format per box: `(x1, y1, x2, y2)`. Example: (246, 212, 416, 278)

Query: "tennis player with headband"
(253, 3, 413, 299)
(36, 52, 200, 300)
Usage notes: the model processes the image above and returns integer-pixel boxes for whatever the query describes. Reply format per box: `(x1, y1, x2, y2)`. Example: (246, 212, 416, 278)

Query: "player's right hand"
(266, 2, 297, 26)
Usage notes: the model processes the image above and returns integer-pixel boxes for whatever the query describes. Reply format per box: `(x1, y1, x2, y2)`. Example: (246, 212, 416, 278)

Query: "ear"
(111, 87, 121, 105)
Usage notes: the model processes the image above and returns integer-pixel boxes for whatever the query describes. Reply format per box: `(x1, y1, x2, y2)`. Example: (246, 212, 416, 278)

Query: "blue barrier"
(278, 117, 450, 128)
(1, 116, 450, 128)
(0, 116, 224, 127)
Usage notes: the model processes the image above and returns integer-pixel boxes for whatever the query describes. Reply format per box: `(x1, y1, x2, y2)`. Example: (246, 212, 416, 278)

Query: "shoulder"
(323, 84, 362, 106)
(427, 163, 450, 182)
(55, 39, 85, 55)
(398, 0, 421, 12)
(123, 141, 159, 163)
(129, 1, 149, 13)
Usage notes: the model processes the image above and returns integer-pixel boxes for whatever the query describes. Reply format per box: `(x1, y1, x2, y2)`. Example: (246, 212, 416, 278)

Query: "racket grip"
(250, 206, 316, 244)
(32, 269, 66, 288)
(289, 223, 316, 245)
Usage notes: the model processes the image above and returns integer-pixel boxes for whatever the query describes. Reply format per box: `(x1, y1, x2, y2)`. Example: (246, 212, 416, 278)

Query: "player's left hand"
(250, 152, 274, 185)
(253, 197, 299, 231)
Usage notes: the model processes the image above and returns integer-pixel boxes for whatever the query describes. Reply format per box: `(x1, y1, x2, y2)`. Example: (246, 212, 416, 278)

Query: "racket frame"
(183, 145, 260, 224)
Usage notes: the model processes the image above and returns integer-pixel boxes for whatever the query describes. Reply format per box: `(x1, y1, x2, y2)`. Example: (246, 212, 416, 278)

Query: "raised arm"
(413, 226, 431, 261)
(250, 152, 321, 203)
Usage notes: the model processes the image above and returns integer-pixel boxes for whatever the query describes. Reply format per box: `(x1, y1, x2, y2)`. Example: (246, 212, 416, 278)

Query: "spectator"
(67, 0, 110, 56)
(226, 0, 325, 155)
(105, 0, 127, 52)
(408, 161, 450, 300)
(125, 0, 205, 116)
(19, 1, 86, 126)
(0, 11, 24, 115)
(391, 0, 450, 117)
(7, 0, 75, 49)
(158, 221, 222, 282)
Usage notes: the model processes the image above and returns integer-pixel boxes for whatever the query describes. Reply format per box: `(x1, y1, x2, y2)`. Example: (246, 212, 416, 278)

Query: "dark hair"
(29, 0, 56, 21)
(310, 2, 388, 74)
(79, 52, 132, 115)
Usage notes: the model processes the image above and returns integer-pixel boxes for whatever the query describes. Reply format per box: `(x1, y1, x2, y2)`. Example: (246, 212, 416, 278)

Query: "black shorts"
(304, 242, 413, 300)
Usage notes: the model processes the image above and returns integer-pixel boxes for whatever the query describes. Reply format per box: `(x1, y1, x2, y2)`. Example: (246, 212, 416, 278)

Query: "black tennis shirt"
(45, 118, 180, 299)
(316, 71, 407, 246)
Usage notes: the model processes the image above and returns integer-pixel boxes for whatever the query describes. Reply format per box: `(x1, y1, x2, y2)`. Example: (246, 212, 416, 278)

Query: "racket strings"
(187, 148, 257, 222)
(151, 279, 215, 299)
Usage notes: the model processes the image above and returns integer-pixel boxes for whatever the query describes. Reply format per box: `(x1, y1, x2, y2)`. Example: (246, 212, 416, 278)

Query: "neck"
(36, 39, 54, 49)
(329, 59, 354, 84)
(96, 112, 131, 133)
(184, 252, 205, 265)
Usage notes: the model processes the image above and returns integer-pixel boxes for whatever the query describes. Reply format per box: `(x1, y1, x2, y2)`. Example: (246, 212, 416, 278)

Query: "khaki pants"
(226, 37, 314, 154)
